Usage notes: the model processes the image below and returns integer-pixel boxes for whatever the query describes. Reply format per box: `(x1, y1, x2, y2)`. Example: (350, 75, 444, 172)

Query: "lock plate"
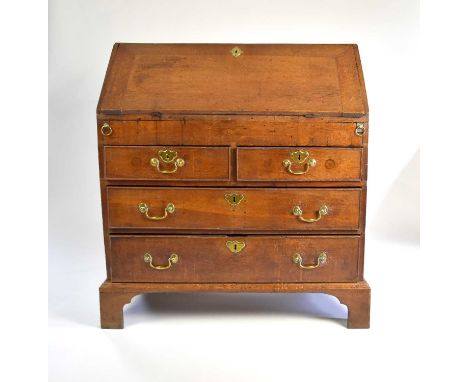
(230, 47, 243, 57)
(289, 149, 310, 164)
(158, 149, 178, 163)
(224, 192, 245, 207)
(226, 240, 246, 254)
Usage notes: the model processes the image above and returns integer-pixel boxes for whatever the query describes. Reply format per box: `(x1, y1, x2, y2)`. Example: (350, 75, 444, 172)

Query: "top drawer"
(98, 119, 365, 147)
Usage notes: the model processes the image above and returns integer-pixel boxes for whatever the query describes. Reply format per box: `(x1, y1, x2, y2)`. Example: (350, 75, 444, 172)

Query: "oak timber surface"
(107, 187, 361, 231)
(97, 44, 367, 116)
(110, 235, 360, 283)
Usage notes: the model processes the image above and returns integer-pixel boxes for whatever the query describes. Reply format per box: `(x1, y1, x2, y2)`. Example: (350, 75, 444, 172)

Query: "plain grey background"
(49, 1, 420, 381)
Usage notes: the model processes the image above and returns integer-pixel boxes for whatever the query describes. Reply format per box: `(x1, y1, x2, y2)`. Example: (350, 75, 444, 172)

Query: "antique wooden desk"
(97, 43, 371, 329)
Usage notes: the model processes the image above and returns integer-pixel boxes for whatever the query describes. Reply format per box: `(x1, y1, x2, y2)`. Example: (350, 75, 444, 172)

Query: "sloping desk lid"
(97, 43, 368, 117)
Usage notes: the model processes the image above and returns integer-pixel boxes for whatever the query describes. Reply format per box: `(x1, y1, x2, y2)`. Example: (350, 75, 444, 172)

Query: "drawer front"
(107, 187, 360, 231)
(237, 147, 362, 182)
(98, 119, 364, 147)
(110, 235, 359, 282)
(104, 146, 230, 181)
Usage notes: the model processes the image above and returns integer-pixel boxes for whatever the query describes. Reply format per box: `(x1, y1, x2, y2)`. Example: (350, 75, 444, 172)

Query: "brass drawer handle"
(292, 252, 327, 269)
(292, 205, 328, 223)
(101, 123, 112, 136)
(143, 253, 178, 270)
(355, 122, 365, 136)
(282, 149, 317, 175)
(138, 202, 175, 220)
(150, 149, 185, 174)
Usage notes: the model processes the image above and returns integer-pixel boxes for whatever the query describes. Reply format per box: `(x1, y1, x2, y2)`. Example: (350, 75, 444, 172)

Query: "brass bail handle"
(150, 149, 185, 174)
(143, 253, 178, 270)
(292, 204, 328, 223)
(138, 202, 175, 220)
(292, 252, 327, 269)
(283, 149, 317, 175)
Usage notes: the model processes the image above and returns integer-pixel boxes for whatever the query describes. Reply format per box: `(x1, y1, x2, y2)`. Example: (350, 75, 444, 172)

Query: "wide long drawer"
(98, 119, 365, 147)
(110, 235, 360, 282)
(107, 187, 361, 231)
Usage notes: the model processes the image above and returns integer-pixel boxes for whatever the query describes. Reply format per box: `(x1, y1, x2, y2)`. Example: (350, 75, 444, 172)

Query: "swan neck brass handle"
(292, 205, 328, 223)
(138, 202, 175, 220)
(143, 253, 178, 270)
(282, 149, 317, 175)
(150, 149, 185, 174)
(292, 252, 327, 269)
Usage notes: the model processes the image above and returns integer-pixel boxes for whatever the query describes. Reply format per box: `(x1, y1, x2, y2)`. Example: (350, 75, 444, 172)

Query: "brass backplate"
(289, 149, 310, 164)
(226, 240, 246, 254)
(225, 192, 244, 207)
(158, 149, 178, 163)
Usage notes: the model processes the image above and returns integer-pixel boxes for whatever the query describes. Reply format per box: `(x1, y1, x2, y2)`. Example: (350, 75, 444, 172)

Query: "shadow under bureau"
(97, 43, 371, 329)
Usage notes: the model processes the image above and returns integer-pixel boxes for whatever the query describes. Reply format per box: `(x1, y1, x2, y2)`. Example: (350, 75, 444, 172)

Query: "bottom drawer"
(110, 235, 359, 283)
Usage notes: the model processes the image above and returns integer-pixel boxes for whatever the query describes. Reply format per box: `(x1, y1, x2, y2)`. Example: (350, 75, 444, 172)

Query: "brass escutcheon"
(230, 46, 243, 57)
(226, 240, 246, 254)
(158, 149, 178, 163)
(225, 192, 245, 207)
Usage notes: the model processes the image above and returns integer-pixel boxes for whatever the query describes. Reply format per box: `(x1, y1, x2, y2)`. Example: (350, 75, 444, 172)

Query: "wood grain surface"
(110, 235, 360, 283)
(97, 43, 371, 329)
(97, 118, 364, 147)
(237, 147, 362, 181)
(104, 146, 230, 180)
(97, 44, 367, 116)
(107, 187, 361, 231)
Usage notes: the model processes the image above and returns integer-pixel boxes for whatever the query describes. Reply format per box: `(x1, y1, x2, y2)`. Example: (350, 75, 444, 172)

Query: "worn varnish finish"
(237, 147, 362, 181)
(110, 235, 360, 283)
(104, 146, 230, 180)
(98, 44, 367, 116)
(97, 43, 371, 329)
(107, 187, 361, 231)
(98, 118, 364, 147)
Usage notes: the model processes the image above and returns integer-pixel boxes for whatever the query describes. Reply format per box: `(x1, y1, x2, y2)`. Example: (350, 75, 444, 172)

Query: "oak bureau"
(97, 43, 371, 329)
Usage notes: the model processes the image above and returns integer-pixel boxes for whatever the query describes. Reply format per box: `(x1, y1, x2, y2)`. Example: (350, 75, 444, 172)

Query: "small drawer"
(237, 147, 362, 182)
(107, 187, 361, 231)
(104, 146, 230, 181)
(110, 235, 360, 283)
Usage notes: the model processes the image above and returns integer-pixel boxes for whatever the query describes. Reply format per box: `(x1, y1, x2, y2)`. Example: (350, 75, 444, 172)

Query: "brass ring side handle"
(138, 202, 175, 220)
(282, 149, 317, 175)
(292, 251, 327, 269)
(150, 149, 185, 174)
(143, 253, 178, 270)
(101, 123, 112, 136)
(292, 204, 328, 223)
(355, 122, 365, 136)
